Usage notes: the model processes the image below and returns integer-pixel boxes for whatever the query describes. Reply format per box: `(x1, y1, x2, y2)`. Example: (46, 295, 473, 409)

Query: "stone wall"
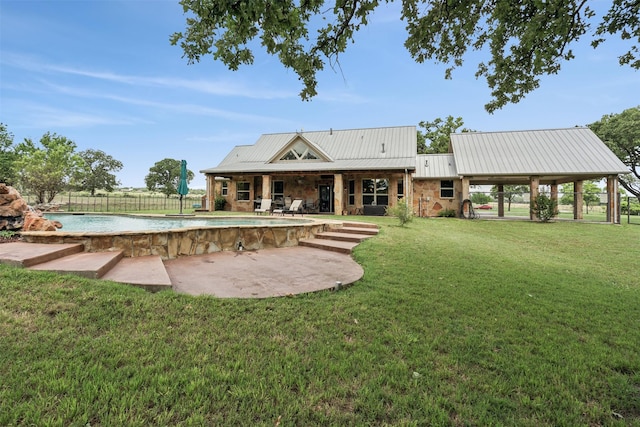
(412, 179, 462, 217)
(21, 221, 332, 260)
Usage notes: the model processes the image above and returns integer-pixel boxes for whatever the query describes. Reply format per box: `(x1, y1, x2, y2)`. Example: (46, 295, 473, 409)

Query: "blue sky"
(1, 0, 638, 189)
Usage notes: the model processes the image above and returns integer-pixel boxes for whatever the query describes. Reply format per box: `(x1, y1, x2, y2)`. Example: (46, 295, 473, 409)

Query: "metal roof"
(450, 128, 629, 176)
(414, 154, 458, 178)
(201, 126, 417, 174)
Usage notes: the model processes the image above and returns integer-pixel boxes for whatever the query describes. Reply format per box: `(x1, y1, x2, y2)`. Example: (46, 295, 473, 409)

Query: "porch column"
(497, 184, 505, 218)
(334, 173, 344, 215)
(207, 175, 215, 212)
(574, 180, 584, 220)
(405, 170, 413, 212)
(530, 176, 540, 220)
(550, 183, 559, 218)
(261, 175, 271, 200)
(461, 177, 470, 201)
(607, 175, 619, 223)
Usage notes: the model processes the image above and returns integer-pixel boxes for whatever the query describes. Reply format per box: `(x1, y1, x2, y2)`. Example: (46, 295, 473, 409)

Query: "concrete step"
(315, 231, 368, 243)
(299, 238, 359, 254)
(336, 226, 379, 236)
(342, 221, 379, 229)
(102, 255, 172, 292)
(0, 242, 84, 267)
(28, 250, 124, 279)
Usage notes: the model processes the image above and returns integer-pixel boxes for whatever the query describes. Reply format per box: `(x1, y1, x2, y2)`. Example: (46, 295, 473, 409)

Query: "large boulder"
(0, 183, 29, 230)
(22, 211, 63, 232)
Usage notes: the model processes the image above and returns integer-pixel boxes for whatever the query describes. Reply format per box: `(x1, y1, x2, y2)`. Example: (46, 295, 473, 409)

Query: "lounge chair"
(273, 199, 303, 216)
(254, 198, 272, 215)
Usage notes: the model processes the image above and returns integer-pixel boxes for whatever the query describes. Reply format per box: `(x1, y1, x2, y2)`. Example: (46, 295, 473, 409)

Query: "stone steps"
(299, 222, 379, 254)
(29, 250, 124, 280)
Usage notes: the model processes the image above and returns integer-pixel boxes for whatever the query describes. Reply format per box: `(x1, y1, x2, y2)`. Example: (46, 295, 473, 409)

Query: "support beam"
(550, 183, 559, 218)
(607, 175, 619, 224)
(497, 184, 505, 217)
(461, 177, 470, 201)
(530, 176, 540, 220)
(261, 175, 271, 200)
(574, 180, 584, 220)
(207, 175, 215, 212)
(334, 173, 344, 215)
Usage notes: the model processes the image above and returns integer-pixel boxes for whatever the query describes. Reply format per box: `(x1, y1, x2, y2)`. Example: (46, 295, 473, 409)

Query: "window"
(362, 178, 389, 206)
(348, 180, 355, 205)
(397, 179, 404, 199)
(221, 181, 228, 196)
(440, 180, 454, 198)
(237, 181, 250, 201)
(272, 180, 284, 202)
(279, 140, 320, 161)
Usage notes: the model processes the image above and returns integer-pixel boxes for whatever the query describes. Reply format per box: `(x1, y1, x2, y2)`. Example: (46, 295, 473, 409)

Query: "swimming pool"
(21, 213, 331, 259)
(43, 213, 312, 233)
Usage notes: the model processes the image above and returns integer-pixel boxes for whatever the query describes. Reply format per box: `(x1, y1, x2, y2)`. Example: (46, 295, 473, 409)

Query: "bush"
(621, 199, 640, 215)
(385, 198, 413, 226)
(471, 193, 492, 204)
(437, 208, 457, 218)
(214, 194, 227, 211)
(531, 194, 557, 222)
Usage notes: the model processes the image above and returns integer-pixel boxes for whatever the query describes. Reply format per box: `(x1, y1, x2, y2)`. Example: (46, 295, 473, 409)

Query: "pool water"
(44, 213, 310, 233)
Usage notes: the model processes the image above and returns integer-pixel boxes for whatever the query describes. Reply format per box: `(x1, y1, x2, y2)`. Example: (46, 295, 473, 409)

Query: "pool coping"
(21, 214, 342, 260)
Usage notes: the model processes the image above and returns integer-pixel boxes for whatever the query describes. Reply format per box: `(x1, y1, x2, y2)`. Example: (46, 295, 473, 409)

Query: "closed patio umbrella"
(177, 159, 189, 214)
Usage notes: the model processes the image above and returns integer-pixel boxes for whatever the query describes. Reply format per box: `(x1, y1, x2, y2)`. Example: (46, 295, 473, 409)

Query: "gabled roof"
(450, 128, 629, 176)
(201, 126, 417, 174)
(414, 154, 457, 178)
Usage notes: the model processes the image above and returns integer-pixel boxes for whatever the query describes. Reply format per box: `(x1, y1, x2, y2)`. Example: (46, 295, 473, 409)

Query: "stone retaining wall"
(21, 221, 333, 260)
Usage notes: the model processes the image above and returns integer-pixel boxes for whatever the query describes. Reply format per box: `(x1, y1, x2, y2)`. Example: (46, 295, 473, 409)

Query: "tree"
(589, 106, 640, 202)
(490, 185, 529, 211)
(145, 158, 195, 198)
(0, 123, 18, 186)
(171, 1, 640, 113)
(560, 182, 602, 214)
(470, 193, 492, 205)
(75, 149, 124, 196)
(417, 116, 472, 154)
(15, 133, 81, 204)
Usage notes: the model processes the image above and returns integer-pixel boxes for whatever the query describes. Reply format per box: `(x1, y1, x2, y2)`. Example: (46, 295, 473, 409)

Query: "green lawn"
(1, 218, 639, 426)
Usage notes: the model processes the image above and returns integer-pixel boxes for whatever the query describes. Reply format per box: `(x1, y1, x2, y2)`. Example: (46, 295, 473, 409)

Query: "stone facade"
(412, 179, 463, 217)
(0, 183, 29, 230)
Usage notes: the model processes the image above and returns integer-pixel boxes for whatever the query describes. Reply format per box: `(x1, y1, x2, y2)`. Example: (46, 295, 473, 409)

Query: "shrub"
(437, 208, 457, 218)
(531, 194, 557, 222)
(385, 198, 413, 226)
(471, 193, 492, 204)
(214, 194, 227, 211)
(621, 199, 640, 215)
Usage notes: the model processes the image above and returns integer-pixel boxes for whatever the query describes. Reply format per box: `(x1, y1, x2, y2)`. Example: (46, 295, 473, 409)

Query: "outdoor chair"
(273, 199, 303, 216)
(254, 198, 272, 215)
(304, 198, 318, 213)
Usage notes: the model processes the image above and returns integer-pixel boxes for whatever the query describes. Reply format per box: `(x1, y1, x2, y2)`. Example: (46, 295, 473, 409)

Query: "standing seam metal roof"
(450, 128, 629, 176)
(201, 126, 417, 174)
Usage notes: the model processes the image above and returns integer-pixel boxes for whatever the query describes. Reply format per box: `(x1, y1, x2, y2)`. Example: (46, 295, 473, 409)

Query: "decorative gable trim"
(268, 133, 333, 164)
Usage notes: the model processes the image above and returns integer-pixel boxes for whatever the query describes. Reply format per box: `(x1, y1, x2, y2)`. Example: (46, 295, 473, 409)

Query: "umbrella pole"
(180, 195, 183, 215)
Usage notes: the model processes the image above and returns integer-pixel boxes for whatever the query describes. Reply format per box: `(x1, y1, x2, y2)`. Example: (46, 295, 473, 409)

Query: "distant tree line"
(0, 123, 195, 204)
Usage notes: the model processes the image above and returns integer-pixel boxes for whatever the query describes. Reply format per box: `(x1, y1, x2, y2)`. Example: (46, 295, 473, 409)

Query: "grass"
(1, 218, 639, 426)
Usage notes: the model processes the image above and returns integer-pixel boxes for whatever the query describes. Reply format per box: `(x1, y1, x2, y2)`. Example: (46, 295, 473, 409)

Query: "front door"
(319, 185, 333, 213)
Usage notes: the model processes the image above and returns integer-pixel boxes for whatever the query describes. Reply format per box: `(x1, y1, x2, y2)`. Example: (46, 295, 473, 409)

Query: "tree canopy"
(0, 123, 17, 186)
(15, 133, 82, 204)
(145, 158, 195, 198)
(589, 106, 640, 201)
(75, 149, 124, 196)
(417, 116, 471, 154)
(171, 1, 640, 112)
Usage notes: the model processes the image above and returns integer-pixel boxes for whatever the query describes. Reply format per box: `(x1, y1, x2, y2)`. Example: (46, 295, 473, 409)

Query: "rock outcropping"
(0, 183, 63, 232)
(0, 183, 29, 231)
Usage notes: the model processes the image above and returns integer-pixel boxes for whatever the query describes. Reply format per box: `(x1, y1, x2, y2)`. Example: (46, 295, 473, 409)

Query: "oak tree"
(171, 1, 640, 112)
(145, 158, 195, 198)
(75, 149, 124, 196)
(589, 106, 640, 202)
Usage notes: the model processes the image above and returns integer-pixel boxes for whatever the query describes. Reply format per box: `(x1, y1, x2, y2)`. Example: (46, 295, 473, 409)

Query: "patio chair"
(254, 198, 272, 215)
(273, 199, 303, 216)
(304, 198, 318, 213)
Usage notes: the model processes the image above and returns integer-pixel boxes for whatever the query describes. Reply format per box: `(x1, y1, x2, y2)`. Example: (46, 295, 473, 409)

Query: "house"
(201, 126, 629, 223)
